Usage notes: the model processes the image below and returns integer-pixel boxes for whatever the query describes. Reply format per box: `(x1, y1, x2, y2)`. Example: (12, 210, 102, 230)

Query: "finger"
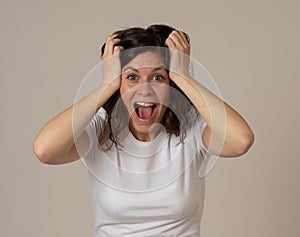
(172, 31, 190, 54)
(106, 34, 118, 41)
(110, 33, 119, 39)
(165, 37, 176, 49)
(103, 34, 120, 56)
(168, 31, 185, 50)
(103, 38, 121, 58)
(107, 38, 121, 55)
(103, 35, 116, 56)
(178, 31, 189, 45)
(173, 31, 189, 48)
(113, 46, 124, 55)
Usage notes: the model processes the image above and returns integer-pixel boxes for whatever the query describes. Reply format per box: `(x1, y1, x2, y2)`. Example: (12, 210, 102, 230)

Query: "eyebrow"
(122, 65, 166, 73)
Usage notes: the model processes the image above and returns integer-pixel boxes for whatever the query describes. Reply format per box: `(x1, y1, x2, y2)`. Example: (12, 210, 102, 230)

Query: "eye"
(127, 74, 138, 81)
(152, 74, 164, 81)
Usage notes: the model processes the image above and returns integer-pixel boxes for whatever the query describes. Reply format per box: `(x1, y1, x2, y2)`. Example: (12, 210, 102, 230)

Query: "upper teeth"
(135, 102, 154, 107)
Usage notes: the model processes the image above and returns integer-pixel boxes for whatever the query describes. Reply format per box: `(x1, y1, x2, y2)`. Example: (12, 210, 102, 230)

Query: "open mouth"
(133, 102, 157, 121)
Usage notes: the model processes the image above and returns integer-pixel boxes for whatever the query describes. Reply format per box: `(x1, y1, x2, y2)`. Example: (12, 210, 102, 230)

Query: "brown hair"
(99, 24, 194, 150)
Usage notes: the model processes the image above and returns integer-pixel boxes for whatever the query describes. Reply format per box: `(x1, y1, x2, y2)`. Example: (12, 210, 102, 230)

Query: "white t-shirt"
(81, 108, 218, 237)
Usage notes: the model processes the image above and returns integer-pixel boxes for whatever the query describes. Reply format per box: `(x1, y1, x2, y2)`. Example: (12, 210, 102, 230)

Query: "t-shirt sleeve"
(189, 113, 219, 178)
(82, 107, 107, 161)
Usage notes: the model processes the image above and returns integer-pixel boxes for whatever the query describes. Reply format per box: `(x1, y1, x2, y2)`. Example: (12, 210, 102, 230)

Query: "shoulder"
(87, 108, 107, 130)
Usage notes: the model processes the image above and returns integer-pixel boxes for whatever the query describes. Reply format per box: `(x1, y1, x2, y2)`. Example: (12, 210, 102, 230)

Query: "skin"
(32, 30, 254, 165)
(32, 34, 123, 164)
(165, 30, 254, 157)
(120, 51, 170, 141)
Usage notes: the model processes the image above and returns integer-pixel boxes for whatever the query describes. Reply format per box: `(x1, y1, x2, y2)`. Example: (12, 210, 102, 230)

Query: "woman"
(33, 24, 254, 236)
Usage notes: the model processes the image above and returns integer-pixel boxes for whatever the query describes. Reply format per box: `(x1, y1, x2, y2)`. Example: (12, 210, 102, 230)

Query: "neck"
(130, 123, 164, 142)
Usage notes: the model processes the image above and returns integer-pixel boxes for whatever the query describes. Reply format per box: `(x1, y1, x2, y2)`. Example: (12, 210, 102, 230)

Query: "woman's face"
(120, 51, 170, 141)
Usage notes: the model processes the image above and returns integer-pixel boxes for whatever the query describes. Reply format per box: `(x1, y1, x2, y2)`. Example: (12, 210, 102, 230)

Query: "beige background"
(1, 0, 299, 236)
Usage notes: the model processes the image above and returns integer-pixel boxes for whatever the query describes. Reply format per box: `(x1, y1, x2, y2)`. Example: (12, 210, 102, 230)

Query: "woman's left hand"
(165, 31, 254, 158)
(165, 30, 191, 78)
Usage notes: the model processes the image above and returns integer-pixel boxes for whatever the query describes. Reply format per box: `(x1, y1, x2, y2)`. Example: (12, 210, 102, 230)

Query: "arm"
(166, 31, 254, 157)
(33, 35, 123, 164)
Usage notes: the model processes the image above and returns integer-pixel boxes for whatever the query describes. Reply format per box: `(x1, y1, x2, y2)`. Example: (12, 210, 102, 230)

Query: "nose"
(137, 81, 154, 96)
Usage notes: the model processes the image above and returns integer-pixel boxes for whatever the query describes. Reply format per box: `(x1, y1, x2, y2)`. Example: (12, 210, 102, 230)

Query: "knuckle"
(114, 46, 120, 53)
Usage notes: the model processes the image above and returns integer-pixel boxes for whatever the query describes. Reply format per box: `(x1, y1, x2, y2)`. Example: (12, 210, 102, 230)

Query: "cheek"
(163, 89, 171, 105)
(154, 85, 170, 105)
(120, 83, 131, 102)
(120, 78, 137, 96)
(120, 82, 134, 110)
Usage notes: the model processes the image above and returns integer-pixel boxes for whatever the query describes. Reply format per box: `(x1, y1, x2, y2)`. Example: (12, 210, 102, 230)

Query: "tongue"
(137, 106, 153, 120)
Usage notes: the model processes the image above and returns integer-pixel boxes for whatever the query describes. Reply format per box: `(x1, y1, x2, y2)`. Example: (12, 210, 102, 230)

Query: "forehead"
(122, 51, 166, 70)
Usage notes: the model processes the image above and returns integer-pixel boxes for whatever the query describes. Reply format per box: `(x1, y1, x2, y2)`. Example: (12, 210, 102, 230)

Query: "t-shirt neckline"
(118, 129, 168, 158)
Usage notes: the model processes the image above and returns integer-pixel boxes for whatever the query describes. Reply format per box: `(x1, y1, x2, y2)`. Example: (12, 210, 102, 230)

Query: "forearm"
(33, 82, 118, 163)
(170, 72, 254, 156)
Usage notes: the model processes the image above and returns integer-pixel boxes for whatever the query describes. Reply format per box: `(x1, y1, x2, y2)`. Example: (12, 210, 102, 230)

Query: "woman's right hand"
(101, 34, 124, 90)
(33, 35, 124, 165)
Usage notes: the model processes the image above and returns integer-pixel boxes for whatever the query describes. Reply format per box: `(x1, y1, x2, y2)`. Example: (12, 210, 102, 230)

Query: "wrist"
(169, 70, 191, 82)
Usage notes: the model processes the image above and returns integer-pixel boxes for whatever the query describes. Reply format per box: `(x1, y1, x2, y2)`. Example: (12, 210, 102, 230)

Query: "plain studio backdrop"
(1, 0, 299, 236)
